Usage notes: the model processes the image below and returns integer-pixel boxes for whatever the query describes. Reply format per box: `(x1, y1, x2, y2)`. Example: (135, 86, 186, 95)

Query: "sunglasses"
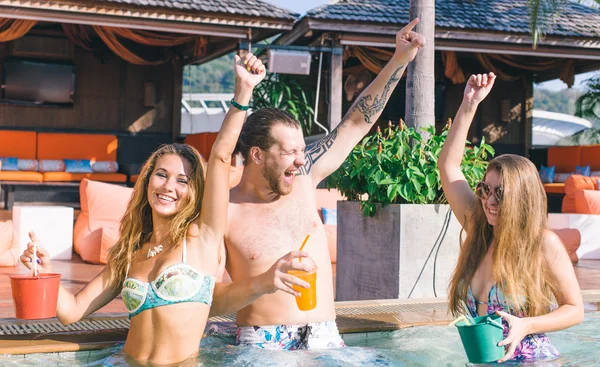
(475, 181, 503, 203)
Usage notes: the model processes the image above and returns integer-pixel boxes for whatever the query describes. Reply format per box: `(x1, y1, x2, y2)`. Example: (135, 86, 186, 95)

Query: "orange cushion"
(0, 171, 43, 182)
(548, 146, 582, 173)
(37, 133, 118, 161)
(83, 179, 132, 225)
(564, 175, 600, 195)
(74, 227, 120, 265)
(184, 133, 218, 160)
(315, 189, 345, 264)
(543, 183, 565, 194)
(129, 174, 139, 183)
(324, 224, 337, 263)
(316, 188, 346, 212)
(580, 145, 600, 171)
(99, 226, 120, 264)
(73, 226, 102, 264)
(42, 172, 126, 182)
(73, 179, 132, 264)
(0, 131, 36, 159)
(574, 190, 600, 215)
(562, 194, 576, 213)
(0, 220, 18, 266)
(552, 228, 580, 263)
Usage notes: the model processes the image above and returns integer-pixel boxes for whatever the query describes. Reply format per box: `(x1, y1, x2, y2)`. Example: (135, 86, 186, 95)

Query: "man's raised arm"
(299, 18, 425, 184)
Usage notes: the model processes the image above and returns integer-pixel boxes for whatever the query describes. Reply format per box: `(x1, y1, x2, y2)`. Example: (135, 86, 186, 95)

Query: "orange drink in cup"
(289, 256, 318, 311)
(291, 234, 317, 311)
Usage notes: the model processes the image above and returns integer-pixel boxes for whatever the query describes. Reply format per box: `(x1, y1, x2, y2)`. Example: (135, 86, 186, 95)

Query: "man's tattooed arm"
(343, 65, 403, 124)
(297, 63, 406, 178)
(298, 128, 338, 176)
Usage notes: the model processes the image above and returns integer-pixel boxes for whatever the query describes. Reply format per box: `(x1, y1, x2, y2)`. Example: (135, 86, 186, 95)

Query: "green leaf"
(427, 187, 436, 201)
(326, 116, 495, 216)
(425, 173, 436, 189)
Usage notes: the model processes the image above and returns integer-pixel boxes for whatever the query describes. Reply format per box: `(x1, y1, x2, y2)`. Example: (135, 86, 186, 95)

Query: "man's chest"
(226, 198, 321, 261)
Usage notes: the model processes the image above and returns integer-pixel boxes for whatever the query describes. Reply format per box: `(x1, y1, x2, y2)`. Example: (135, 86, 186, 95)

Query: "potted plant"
(328, 121, 494, 300)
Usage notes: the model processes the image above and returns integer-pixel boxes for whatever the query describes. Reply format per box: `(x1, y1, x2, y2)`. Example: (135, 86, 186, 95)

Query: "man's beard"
(262, 163, 292, 196)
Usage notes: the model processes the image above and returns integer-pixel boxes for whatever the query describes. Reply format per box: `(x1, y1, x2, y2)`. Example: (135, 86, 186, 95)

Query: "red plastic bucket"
(9, 273, 61, 320)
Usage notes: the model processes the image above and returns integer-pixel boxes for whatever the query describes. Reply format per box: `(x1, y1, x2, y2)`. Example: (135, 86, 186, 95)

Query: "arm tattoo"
(298, 128, 338, 176)
(344, 65, 403, 124)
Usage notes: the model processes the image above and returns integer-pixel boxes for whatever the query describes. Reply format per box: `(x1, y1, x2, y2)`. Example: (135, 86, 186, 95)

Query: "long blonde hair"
(448, 154, 557, 317)
(107, 144, 206, 287)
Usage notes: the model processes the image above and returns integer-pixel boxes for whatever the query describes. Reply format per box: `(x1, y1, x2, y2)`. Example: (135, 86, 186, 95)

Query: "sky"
(266, 0, 597, 92)
(536, 70, 596, 92)
(264, 0, 328, 15)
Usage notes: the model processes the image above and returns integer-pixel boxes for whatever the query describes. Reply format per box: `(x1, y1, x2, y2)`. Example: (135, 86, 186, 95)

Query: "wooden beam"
(329, 37, 343, 130)
(522, 75, 533, 156)
(118, 61, 127, 130)
(307, 19, 600, 50)
(0, 2, 293, 36)
(339, 33, 600, 59)
(186, 40, 238, 66)
(275, 18, 311, 46)
(435, 40, 600, 60)
(186, 28, 278, 66)
(172, 57, 183, 142)
(534, 61, 600, 83)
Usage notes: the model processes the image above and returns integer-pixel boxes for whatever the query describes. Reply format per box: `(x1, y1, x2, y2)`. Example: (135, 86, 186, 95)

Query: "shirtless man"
(210, 20, 425, 349)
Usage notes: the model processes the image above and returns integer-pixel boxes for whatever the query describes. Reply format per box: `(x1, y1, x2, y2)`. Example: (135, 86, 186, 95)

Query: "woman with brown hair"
(439, 72, 584, 363)
(19, 53, 265, 365)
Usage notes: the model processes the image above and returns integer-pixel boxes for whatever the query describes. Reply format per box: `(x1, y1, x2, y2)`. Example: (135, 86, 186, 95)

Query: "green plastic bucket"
(456, 314, 505, 363)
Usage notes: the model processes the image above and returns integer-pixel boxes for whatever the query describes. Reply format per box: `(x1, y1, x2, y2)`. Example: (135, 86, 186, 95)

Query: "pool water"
(1, 313, 599, 366)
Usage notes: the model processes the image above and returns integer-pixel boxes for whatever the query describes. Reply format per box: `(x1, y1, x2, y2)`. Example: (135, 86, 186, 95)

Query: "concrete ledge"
(0, 294, 598, 355)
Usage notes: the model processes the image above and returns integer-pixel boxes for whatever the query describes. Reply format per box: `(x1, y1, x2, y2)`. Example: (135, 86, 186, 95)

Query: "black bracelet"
(230, 98, 249, 111)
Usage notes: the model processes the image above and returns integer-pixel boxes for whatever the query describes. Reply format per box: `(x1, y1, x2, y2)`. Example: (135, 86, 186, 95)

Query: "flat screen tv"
(2, 60, 75, 106)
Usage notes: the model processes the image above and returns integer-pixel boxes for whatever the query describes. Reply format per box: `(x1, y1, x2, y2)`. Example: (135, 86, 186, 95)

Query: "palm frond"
(529, 0, 568, 48)
(575, 76, 600, 120)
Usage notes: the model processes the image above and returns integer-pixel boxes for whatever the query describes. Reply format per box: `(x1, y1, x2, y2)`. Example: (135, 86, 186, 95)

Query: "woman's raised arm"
(438, 73, 496, 227)
(199, 53, 265, 236)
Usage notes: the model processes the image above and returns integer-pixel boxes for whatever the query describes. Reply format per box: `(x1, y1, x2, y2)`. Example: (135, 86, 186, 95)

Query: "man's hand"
(392, 18, 425, 64)
(255, 251, 315, 296)
(234, 52, 266, 89)
(463, 73, 496, 105)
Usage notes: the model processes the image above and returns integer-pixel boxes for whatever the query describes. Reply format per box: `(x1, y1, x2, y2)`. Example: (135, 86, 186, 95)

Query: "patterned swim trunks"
(235, 320, 345, 350)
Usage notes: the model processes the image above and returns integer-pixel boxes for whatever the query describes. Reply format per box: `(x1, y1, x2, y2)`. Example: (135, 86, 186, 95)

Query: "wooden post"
(522, 74, 533, 156)
(172, 56, 184, 142)
(405, 0, 435, 139)
(118, 61, 127, 129)
(328, 38, 343, 130)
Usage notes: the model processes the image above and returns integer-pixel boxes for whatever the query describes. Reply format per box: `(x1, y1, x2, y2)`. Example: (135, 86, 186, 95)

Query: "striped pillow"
(92, 161, 119, 173)
(38, 160, 66, 172)
(17, 159, 38, 171)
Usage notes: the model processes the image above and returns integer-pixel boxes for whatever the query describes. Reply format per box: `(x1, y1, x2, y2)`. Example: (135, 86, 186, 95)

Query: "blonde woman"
(439, 72, 584, 363)
(19, 53, 266, 365)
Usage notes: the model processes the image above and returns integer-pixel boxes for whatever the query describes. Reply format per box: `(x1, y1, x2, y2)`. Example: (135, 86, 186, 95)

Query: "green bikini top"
(121, 238, 216, 319)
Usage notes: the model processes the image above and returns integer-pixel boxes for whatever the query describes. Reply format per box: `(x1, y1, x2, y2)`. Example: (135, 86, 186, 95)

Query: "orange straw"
(299, 234, 310, 252)
(299, 234, 310, 262)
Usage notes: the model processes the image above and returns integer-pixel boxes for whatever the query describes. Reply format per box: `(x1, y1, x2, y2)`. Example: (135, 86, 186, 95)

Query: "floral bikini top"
(121, 238, 216, 319)
(467, 283, 560, 362)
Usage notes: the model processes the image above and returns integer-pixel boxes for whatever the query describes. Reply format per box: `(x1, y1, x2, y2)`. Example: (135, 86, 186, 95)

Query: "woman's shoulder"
(541, 229, 566, 258)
